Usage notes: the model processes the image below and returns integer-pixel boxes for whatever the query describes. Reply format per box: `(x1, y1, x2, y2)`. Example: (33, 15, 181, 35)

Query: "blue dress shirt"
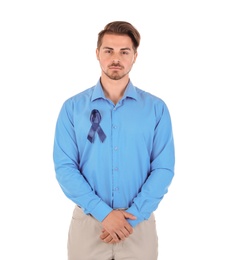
(53, 80, 175, 227)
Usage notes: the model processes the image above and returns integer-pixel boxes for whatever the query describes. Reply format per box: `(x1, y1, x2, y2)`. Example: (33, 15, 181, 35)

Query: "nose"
(113, 59, 120, 63)
(112, 53, 120, 63)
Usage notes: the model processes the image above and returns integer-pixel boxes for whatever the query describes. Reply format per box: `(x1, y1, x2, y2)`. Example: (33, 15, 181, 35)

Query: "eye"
(121, 51, 129, 55)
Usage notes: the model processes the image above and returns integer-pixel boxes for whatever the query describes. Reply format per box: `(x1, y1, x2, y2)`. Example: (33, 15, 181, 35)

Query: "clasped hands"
(100, 210, 136, 244)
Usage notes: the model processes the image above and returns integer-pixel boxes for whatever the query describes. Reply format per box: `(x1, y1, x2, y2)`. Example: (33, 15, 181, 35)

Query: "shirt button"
(114, 146, 118, 151)
(114, 187, 119, 191)
(113, 125, 117, 129)
(114, 167, 119, 171)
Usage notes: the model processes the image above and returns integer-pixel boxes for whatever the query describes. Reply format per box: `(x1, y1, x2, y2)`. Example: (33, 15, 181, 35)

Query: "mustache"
(109, 62, 123, 68)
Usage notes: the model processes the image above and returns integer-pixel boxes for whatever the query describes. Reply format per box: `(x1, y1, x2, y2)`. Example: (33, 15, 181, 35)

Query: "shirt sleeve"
(126, 101, 175, 227)
(53, 100, 112, 222)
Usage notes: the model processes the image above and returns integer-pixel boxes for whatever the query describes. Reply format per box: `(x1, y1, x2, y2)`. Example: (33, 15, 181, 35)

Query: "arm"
(126, 102, 175, 227)
(53, 101, 112, 222)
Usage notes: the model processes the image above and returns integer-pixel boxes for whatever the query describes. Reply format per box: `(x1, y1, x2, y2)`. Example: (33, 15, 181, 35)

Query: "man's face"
(96, 34, 138, 80)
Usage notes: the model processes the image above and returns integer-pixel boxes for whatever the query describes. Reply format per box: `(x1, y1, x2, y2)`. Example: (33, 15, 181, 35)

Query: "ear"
(133, 52, 138, 64)
(96, 48, 100, 60)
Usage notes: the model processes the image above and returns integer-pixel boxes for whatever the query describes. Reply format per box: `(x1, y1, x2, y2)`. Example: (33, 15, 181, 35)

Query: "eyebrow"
(102, 47, 132, 51)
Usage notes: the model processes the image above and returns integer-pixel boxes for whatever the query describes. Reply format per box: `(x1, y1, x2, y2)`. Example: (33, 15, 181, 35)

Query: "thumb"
(121, 211, 137, 220)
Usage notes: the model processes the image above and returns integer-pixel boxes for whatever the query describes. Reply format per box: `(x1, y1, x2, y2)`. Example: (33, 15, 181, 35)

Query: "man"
(53, 21, 175, 260)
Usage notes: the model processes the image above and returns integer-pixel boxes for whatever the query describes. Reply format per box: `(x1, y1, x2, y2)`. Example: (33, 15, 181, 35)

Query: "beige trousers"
(68, 206, 158, 260)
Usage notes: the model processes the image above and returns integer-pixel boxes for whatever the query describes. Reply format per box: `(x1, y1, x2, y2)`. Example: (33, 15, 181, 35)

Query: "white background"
(0, 0, 236, 259)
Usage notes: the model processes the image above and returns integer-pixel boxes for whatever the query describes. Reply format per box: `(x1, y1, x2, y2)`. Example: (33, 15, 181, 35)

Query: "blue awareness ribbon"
(87, 109, 106, 143)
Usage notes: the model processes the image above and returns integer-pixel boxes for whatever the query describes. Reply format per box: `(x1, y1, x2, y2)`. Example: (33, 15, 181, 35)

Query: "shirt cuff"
(89, 201, 113, 222)
(126, 205, 146, 227)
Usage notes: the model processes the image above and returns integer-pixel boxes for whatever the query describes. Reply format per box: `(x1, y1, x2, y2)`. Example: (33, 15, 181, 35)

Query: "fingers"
(101, 210, 136, 242)
(115, 229, 129, 241)
(109, 231, 120, 242)
(121, 211, 137, 220)
(120, 211, 136, 235)
(100, 223, 133, 244)
(100, 230, 118, 244)
(100, 227, 131, 244)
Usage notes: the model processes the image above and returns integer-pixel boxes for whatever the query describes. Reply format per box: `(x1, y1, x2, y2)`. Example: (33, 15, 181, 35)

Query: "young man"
(53, 21, 175, 260)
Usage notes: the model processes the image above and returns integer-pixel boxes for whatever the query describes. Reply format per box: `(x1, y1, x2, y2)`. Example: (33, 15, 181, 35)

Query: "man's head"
(96, 21, 140, 81)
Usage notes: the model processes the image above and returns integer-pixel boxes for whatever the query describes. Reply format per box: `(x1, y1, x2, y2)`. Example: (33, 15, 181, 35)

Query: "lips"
(110, 67, 121, 69)
(109, 65, 122, 69)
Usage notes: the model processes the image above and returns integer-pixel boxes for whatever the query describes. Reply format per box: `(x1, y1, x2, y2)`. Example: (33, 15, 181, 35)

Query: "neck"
(100, 76, 129, 104)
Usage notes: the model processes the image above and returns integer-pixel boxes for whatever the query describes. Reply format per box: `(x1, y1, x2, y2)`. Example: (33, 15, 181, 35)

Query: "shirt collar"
(91, 80, 106, 101)
(91, 79, 138, 102)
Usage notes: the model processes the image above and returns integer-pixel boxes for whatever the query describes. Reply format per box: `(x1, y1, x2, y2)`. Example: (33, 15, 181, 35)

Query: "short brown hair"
(97, 21, 141, 52)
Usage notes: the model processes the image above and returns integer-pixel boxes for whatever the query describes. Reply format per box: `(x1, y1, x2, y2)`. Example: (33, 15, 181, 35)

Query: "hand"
(101, 210, 136, 243)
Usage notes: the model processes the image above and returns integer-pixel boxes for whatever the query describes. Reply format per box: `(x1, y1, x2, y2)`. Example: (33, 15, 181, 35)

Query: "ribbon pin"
(87, 109, 106, 143)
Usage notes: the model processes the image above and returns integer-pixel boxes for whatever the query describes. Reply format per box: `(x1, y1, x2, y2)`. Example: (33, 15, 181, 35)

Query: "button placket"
(111, 108, 119, 205)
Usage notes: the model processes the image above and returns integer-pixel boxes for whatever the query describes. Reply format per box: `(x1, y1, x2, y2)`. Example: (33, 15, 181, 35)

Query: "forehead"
(100, 33, 133, 49)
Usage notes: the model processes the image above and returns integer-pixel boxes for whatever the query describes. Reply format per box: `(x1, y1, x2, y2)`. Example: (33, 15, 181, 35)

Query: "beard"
(104, 71, 125, 80)
(103, 64, 130, 80)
